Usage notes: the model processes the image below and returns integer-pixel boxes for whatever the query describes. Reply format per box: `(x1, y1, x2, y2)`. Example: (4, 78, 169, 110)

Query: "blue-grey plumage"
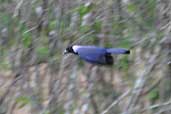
(106, 48, 130, 54)
(64, 45, 130, 65)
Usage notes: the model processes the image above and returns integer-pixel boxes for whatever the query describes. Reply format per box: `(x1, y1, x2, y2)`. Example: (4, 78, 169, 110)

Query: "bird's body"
(64, 45, 130, 65)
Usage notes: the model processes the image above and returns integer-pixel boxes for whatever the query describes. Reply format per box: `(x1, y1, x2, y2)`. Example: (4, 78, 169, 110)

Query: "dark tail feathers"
(106, 48, 130, 54)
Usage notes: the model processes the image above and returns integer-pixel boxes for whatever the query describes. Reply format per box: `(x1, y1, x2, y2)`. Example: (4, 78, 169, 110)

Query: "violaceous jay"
(64, 45, 130, 65)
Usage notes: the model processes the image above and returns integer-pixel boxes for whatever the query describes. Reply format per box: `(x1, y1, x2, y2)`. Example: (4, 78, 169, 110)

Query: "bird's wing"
(76, 46, 107, 64)
(106, 48, 130, 54)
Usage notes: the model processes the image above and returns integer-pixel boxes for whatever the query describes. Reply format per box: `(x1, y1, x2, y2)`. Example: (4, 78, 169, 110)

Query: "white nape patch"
(72, 45, 81, 52)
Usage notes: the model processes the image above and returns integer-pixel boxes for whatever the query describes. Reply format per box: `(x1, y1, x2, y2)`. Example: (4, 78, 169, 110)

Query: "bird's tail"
(106, 48, 130, 54)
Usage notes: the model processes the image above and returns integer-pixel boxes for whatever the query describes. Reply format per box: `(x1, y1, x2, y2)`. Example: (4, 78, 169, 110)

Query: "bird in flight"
(64, 45, 130, 65)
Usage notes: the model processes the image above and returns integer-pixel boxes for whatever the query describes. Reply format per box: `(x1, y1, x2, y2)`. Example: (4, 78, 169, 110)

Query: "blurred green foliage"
(92, 19, 102, 32)
(0, 0, 159, 72)
(22, 32, 32, 48)
(0, 13, 10, 27)
(49, 20, 57, 31)
(76, 4, 94, 17)
(16, 96, 31, 108)
(116, 38, 131, 48)
(0, 59, 10, 70)
(117, 56, 129, 71)
(36, 46, 49, 57)
(147, 88, 159, 101)
(127, 3, 137, 13)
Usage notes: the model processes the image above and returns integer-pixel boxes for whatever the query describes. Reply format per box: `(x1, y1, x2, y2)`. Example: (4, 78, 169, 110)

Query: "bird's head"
(64, 45, 73, 55)
(64, 45, 80, 55)
(64, 45, 74, 55)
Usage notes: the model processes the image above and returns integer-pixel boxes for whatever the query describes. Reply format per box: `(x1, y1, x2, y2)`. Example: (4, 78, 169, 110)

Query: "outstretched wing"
(106, 48, 130, 54)
(76, 46, 107, 64)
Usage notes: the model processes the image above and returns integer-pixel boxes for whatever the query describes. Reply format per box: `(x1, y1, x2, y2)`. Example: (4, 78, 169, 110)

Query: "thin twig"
(71, 30, 95, 45)
(124, 54, 158, 114)
(13, 0, 24, 17)
(23, 25, 39, 34)
(155, 106, 171, 114)
(101, 89, 130, 114)
(0, 73, 23, 105)
(121, 100, 171, 114)
(140, 100, 171, 113)
(141, 76, 162, 95)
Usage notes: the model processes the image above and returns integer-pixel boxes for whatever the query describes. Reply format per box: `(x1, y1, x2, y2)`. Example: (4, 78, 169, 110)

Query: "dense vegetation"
(0, 0, 171, 114)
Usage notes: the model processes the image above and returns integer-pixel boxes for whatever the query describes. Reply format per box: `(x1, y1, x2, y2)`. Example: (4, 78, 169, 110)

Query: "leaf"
(116, 38, 131, 48)
(127, 3, 137, 13)
(36, 47, 49, 57)
(0, 13, 9, 25)
(42, 110, 50, 114)
(22, 32, 32, 48)
(117, 56, 129, 71)
(79, 25, 90, 33)
(16, 96, 31, 108)
(35, 46, 49, 64)
(49, 20, 57, 30)
(0, 60, 10, 70)
(77, 4, 93, 17)
(104, 42, 113, 48)
(93, 20, 102, 32)
(147, 89, 159, 101)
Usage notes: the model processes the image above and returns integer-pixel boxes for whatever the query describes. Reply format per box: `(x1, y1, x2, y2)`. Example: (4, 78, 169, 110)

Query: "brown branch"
(140, 100, 171, 113)
(141, 76, 162, 96)
(124, 54, 158, 114)
(101, 89, 130, 114)
(0, 73, 23, 105)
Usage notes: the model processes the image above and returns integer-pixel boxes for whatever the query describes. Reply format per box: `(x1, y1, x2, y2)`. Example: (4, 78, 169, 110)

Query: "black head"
(64, 45, 75, 55)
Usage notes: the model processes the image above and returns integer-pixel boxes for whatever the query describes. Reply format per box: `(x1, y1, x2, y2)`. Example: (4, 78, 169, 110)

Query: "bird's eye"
(63, 49, 68, 55)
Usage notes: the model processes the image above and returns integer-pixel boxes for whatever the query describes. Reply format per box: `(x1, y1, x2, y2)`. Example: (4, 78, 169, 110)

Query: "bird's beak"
(63, 50, 68, 55)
